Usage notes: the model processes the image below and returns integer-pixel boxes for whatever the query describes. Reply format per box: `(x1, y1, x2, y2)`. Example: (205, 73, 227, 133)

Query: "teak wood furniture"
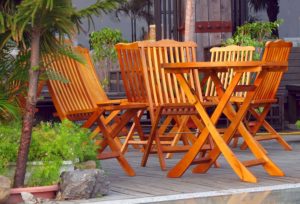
(235, 40, 292, 151)
(116, 40, 215, 170)
(45, 46, 147, 176)
(163, 40, 290, 182)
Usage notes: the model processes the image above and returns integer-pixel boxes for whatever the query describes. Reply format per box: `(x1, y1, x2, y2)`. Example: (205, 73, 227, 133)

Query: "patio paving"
(61, 135, 300, 203)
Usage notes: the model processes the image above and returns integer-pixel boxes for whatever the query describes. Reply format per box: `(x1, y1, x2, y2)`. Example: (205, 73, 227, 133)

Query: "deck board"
(70, 135, 300, 203)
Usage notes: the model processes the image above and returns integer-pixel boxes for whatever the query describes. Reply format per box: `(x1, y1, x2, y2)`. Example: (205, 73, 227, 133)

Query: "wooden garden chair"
(116, 40, 215, 170)
(44, 48, 147, 176)
(73, 46, 145, 148)
(204, 45, 255, 148)
(235, 40, 293, 151)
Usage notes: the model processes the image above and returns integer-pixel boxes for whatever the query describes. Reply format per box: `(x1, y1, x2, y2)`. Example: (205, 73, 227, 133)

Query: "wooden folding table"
(162, 61, 287, 183)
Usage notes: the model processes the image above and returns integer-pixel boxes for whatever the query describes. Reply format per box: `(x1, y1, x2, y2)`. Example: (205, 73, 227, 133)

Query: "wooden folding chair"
(116, 40, 215, 170)
(235, 40, 293, 151)
(44, 48, 147, 176)
(204, 45, 256, 147)
(73, 46, 145, 148)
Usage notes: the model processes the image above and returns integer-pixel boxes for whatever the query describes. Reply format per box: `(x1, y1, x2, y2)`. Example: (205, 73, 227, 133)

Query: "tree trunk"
(184, 0, 195, 41)
(267, 0, 279, 37)
(13, 29, 41, 187)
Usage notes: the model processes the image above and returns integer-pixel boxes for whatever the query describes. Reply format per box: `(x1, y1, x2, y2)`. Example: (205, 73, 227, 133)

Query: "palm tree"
(115, 0, 153, 41)
(184, 0, 195, 41)
(0, 0, 122, 187)
(248, 0, 280, 36)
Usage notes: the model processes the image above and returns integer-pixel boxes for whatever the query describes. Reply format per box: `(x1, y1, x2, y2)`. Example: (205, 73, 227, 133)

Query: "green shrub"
(224, 19, 283, 60)
(0, 120, 98, 186)
(90, 27, 126, 87)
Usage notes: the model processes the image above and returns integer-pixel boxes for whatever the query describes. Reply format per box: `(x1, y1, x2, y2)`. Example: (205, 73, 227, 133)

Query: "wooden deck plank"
(90, 135, 300, 202)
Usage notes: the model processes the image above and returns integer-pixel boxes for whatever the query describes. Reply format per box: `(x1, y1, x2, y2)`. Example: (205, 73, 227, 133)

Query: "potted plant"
(0, 0, 123, 190)
(223, 19, 283, 60)
(90, 27, 126, 89)
(0, 120, 98, 203)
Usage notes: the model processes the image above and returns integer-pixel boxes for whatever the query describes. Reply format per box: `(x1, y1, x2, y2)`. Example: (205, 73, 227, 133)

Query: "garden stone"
(58, 169, 110, 200)
(0, 175, 11, 204)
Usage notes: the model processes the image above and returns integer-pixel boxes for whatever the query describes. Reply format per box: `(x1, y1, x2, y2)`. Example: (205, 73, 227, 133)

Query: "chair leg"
(96, 109, 140, 176)
(141, 107, 163, 168)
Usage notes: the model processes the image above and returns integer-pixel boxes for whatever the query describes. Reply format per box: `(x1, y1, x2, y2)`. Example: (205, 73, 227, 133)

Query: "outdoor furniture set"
(46, 39, 292, 183)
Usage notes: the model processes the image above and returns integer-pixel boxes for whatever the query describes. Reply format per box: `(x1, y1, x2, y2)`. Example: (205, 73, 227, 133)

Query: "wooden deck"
(66, 135, 300, 203)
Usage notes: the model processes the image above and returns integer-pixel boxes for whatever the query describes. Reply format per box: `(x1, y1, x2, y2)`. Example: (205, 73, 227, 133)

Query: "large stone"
(0, 176, 11, 204)
(58, 169, 110, 200)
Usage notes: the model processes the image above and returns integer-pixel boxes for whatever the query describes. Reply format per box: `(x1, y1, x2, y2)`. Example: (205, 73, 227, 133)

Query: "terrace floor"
(60, 134, 300, 204)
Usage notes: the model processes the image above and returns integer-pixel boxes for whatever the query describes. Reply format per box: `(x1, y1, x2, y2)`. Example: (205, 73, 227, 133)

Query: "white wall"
(72, 0, 148, 48)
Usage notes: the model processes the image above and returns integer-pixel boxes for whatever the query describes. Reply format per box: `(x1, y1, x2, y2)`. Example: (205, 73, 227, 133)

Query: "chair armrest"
(97, 99, 128, 106)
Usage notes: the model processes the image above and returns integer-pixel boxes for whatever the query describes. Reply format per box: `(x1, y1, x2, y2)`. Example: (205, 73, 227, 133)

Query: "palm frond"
(248, 0, 268, 12)
(72, 0, 122, 32)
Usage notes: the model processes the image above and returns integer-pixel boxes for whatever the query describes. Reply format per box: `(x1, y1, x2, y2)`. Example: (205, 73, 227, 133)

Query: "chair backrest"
(44, 49, 96, 120)
(115, 42, 148, 104)
(206, 45, 255, 97)
(253, 40, 292, 101)
(138, 39, 202, 106)
(73, 46, 109, 102)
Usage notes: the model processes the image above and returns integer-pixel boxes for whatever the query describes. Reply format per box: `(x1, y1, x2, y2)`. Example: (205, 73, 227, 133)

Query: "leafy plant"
(0, 40, 29, 121)
(248, 0, 280, 36)
(224, 19, 283, 60)
(0, 0, 122, 187)
(90, 27, 126, 87)
(0, 120, 98, 186)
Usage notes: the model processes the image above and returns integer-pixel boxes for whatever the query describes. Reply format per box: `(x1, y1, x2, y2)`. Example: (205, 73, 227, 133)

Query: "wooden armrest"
(97, 99, 128, 106)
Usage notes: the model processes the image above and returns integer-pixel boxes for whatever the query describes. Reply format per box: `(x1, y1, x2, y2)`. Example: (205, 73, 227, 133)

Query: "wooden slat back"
(115, 43, 148, 103)
(44, 51, 96, 119)
(206, 45, 255, 97)
(253, 40, 292, 101)
(73, 46, 109, 102)
(137, 40, 202, 107)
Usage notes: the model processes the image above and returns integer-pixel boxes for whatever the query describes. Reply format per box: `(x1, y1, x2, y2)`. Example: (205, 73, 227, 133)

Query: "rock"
(58, 169, 110, 200)
(75, 160, 97, 170)
(0, 176, 11, 204)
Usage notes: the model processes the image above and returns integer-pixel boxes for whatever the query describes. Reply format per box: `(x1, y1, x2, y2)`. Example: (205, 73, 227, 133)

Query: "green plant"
(90, 27, 126, 86)
(248, 0, 280, 36)
(224, 19, 283, 60)
(0, 120, 98, 186)
(0, 0, 122, 187)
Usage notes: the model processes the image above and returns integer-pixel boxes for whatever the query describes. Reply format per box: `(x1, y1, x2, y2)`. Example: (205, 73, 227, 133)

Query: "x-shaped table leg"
(192, 70, 284, 178)
(168, 71, 257, 182)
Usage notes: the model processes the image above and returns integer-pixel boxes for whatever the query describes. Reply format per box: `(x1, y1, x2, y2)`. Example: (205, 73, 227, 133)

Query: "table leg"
(192, 70, 284, 177)
(167, 73, 257, 182)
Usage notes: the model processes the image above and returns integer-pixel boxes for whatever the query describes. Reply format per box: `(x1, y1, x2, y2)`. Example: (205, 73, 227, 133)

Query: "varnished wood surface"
(83, 136, 300, 202)
(163, 61, 288, 72)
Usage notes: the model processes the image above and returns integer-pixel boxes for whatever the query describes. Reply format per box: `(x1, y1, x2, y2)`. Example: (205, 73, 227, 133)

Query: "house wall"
(72, 0, 148, 48)
(248, 0, 300, 39)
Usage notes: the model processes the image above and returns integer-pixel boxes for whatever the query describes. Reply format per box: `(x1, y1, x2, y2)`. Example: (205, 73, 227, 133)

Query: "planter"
(7, 184, 58, 204)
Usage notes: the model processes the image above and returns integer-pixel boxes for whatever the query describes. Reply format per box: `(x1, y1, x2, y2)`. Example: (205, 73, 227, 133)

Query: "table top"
(162, 61, 288, 73)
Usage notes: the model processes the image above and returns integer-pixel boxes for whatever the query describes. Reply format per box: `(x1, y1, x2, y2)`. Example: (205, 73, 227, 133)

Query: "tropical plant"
(115, 0, 153, 41)
(90, 27, 125, 87)
(0, 40, 29, 121)
(224, 20, 282, 60)
(0, 0, 122, 187)
(248, 0, 280, 36)
(0, 120, 98, 186)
